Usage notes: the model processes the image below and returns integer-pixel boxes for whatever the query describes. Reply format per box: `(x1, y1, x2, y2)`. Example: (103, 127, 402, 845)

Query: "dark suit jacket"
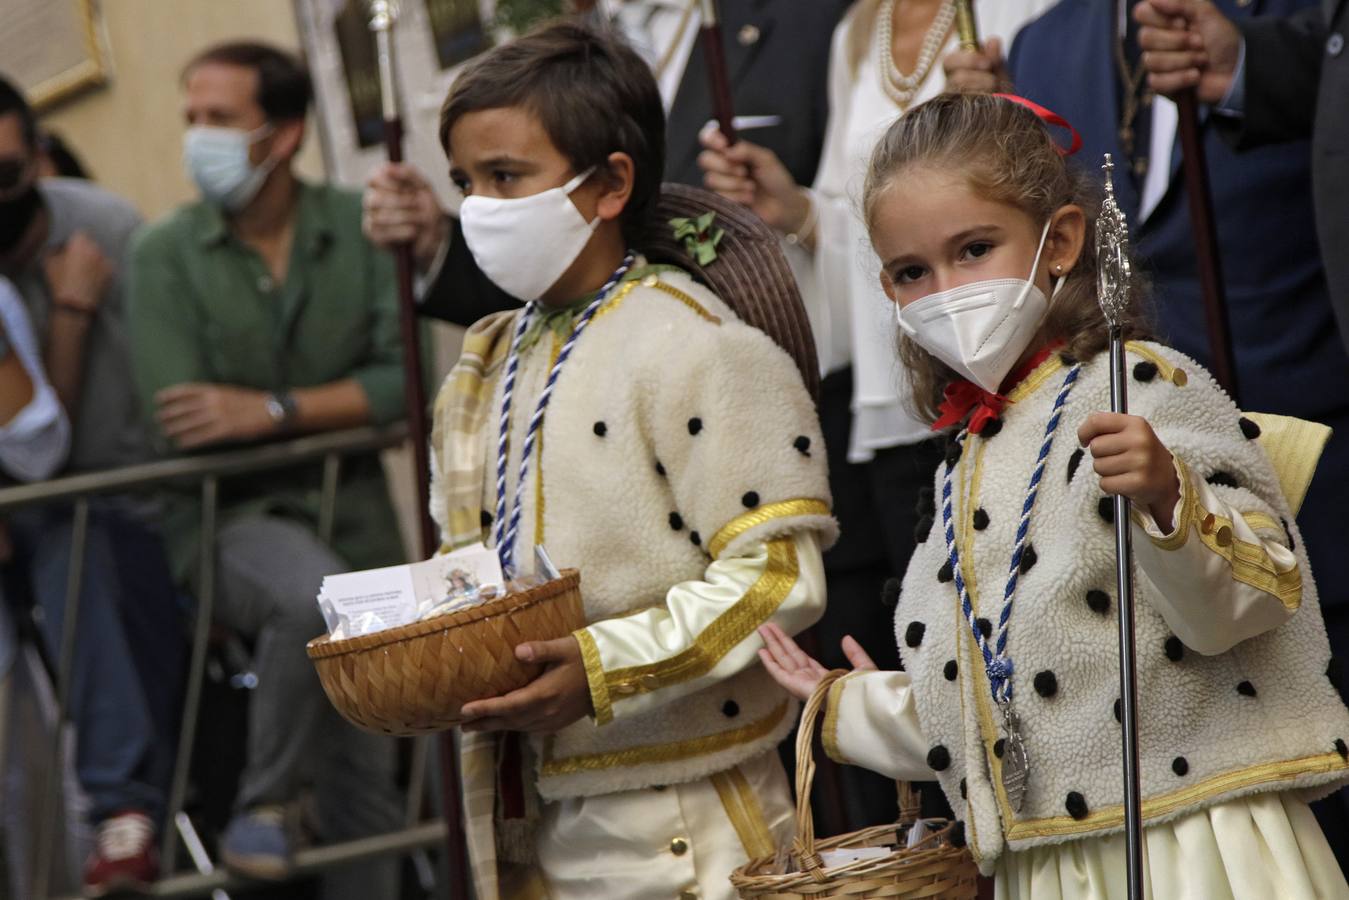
(420, 0, 849, 326)
(1008, 0, 1349, 605)
(1221, 1, 1349, 352)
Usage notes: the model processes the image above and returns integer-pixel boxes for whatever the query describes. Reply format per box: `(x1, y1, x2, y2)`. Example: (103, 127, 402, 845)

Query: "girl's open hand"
(757, 622, 877, 702)
(1078, 411, 1182, 532)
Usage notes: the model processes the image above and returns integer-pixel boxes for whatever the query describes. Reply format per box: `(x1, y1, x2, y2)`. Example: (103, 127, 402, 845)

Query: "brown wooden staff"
(367, 4, 469, 898)
(1175, 90, 1239, 401)
(698, 0, 737, 143)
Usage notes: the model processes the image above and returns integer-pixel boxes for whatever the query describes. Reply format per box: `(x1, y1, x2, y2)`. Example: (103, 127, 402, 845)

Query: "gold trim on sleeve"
(821, 672, 856, 765)
(708, 498, 832, 560)
(712, 766, 777, 860)
(603, 539, 801, 697)
(539, 700, 790, 775)
(1145, 455, 1197, 552)
(1194, 505, 1302, 610)
(574, 629, 614, 726)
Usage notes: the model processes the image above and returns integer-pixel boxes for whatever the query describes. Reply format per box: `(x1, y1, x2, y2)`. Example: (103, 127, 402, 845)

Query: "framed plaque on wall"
(1, 0, 109, 111)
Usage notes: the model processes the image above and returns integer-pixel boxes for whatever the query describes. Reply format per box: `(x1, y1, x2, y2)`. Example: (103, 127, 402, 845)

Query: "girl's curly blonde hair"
(862, 92, 1151, 421)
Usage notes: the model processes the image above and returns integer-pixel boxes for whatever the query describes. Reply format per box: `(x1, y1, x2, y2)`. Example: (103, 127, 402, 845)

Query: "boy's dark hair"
(0, 76, 37, 150)
(183, 41, 312, 122)
(439, 21, 665, 246)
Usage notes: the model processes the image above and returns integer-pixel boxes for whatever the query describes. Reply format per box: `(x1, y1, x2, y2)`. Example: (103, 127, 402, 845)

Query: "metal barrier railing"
(0, 424, 448, 899)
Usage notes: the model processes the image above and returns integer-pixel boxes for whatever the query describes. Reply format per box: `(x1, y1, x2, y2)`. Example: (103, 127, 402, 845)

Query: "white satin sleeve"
(1132, 454, 1299, 656)
(575, 530, 826, 725)
(821, 669, 932, 783)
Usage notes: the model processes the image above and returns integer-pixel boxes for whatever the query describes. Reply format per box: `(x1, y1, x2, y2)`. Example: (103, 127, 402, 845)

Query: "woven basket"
(732, 671, 980, 899)
(306, 570, 585, 736)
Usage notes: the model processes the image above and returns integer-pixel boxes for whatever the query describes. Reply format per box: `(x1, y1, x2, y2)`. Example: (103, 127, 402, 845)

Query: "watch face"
(265, 396, 286, 423)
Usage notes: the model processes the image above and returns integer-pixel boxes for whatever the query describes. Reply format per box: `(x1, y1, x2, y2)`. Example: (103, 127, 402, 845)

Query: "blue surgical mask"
(182, 124, 276, 211)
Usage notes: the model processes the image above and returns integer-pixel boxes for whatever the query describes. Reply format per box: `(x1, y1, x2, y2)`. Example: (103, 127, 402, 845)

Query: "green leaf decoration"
(670, 212, 724, 267)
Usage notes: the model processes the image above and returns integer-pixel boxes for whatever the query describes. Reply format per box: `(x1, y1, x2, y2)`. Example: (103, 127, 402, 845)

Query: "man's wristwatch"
(264, 391, 298, 430)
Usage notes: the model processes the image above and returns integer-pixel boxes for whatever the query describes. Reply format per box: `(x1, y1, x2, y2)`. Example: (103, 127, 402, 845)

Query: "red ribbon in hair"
(993, 93, 1083, 157)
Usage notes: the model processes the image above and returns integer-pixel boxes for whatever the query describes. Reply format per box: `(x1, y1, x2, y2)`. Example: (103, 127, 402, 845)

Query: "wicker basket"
(306, 569, 585, 736)
(732, 671, 980, 899)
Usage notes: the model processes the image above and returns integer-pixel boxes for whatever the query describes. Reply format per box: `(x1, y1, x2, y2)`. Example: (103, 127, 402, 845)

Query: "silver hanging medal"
(999, 700, 1030, 812)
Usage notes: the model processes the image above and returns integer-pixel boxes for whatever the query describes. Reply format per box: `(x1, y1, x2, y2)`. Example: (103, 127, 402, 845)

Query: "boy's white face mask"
(896, 219, 1064, 393)
(458, 167, 599, 302)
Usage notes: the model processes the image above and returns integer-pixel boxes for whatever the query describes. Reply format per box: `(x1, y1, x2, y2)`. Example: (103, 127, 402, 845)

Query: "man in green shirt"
(127, 42, 402, 896)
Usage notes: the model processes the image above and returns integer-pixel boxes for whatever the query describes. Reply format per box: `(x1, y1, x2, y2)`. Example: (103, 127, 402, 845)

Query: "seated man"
(0, 77, 183, 899)
(127, 42, 403, 897)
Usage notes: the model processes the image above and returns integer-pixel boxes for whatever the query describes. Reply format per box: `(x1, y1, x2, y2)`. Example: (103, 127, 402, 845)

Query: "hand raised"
(43, 232, 113, 313)
(1135, 0, 1242, 104)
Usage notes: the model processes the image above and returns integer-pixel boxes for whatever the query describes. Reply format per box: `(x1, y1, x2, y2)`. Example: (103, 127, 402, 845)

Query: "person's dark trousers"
(805, 368, 944, 831)
(10, 500, 184, 826)
(1313, 599, 1349, 876)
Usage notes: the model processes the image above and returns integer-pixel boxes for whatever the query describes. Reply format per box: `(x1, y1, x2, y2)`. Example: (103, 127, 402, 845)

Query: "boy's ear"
(1046, 203, 1086, 278)
(594, 151, 635, 223)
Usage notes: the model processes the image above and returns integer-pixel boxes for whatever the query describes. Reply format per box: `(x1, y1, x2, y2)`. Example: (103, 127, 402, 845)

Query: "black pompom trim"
(1336, 739, 1348, 760)
(972, 508, 990, 531)
(741, 491, 760, 509)
(993, 738, 1006, 759)
(1172, 756, 1189, 776)
(480, 509, 493, 528)
(927, 745, 951, 771)
(945, 442, 963, 467)
(688, 417, 704, 436)
(960, 777, 968, 799)
(976, 617, 992, 639)
(655, 460, 666, 477)
(1065, 791, 1089, 820)
(1019, 544, 1037, 574)
(1132, 361, 1158, 383)
(914, 514, 934, 544)
(722, 700, 740, 718)
(593, 421, 608, 437)
(1205, 471, 1240, 489)
(793, 435, 812, 456)
(938, 561, 954, 583)
(1067, 448, 1084, 483)
(1033, 670, 1058, 698)
(1239, 417, 1262, 440)
(1237, 680, 1257, 697)
(881, 578, 902, 608)
(904, 621, 926, 648)
(1113, 698, 1122, 723)
(690, 531, 701, 547)
(949, 821, 967, 848)
(1086, 590, 1110, 615)
(980, 417, 1004, 438)
(1098, 496, 1115, 524)
(944, 659, 959, 681)
(669, 512, 684, 531)
(1165, 636, 1184, 662)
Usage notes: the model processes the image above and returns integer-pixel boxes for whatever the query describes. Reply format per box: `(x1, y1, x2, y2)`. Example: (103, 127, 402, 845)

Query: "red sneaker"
(82, 810, 158, 897)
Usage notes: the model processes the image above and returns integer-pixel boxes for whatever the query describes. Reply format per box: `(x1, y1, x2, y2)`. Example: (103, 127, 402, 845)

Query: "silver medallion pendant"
(1000, 701, 1030, 813)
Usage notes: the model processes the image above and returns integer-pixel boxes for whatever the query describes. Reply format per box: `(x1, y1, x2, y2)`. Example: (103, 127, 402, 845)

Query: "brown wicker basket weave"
(732, 671, 980, 899)
(306, 570, 585, 736)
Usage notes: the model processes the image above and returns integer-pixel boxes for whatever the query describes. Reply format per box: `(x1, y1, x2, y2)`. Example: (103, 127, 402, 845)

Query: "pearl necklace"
(876, 0, 958, 110)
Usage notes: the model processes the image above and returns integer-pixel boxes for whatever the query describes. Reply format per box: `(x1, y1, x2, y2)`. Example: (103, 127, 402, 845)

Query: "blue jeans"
(9, 502, 183, 824)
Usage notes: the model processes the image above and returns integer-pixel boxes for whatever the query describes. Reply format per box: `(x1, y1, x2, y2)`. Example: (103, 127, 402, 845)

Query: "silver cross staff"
(1097, 154, 1144, 900)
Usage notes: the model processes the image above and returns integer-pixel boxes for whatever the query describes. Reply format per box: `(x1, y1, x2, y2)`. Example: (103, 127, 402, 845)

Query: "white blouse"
(0, 276, 69, 482)
(802, 1, 1057, 461)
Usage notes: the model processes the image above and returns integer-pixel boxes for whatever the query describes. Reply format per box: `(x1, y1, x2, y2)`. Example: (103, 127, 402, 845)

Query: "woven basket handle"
(789, 669, 850, 878)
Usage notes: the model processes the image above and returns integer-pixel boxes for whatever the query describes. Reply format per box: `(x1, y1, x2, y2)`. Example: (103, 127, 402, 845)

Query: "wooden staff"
(1175, 91, 1239, 402)
(697, 0, 737, 143)
(954, 0, 979, 51)
(367, 4, 468, 897)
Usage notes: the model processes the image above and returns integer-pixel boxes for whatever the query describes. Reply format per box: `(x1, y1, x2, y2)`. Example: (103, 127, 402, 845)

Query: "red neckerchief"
(931, 342, 1065, 435)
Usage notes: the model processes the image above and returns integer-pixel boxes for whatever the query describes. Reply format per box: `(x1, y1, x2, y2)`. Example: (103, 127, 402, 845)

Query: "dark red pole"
(1175, 91, 1239, 402)
(699, 0, 737, 143)
(369, 4, 468, 897)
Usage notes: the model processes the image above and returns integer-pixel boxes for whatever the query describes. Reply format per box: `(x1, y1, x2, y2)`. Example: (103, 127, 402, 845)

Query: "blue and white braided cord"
(492, 253, 635, 574)
(940, 363, 1081, 704)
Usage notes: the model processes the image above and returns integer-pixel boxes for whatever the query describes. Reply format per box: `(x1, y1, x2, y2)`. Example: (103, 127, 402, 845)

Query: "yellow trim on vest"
(538, 700, 790, 775)
(603, 539, 800, 697)
(1005, 354, 1065, 404)
(533, 334, 562, 549)
(1125, 341, 1185, 386)
(708, 498, 831, 560)
(712, 766, 777, 860)
(575, 628, 613, 727)
(592, 276, 723, 325)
